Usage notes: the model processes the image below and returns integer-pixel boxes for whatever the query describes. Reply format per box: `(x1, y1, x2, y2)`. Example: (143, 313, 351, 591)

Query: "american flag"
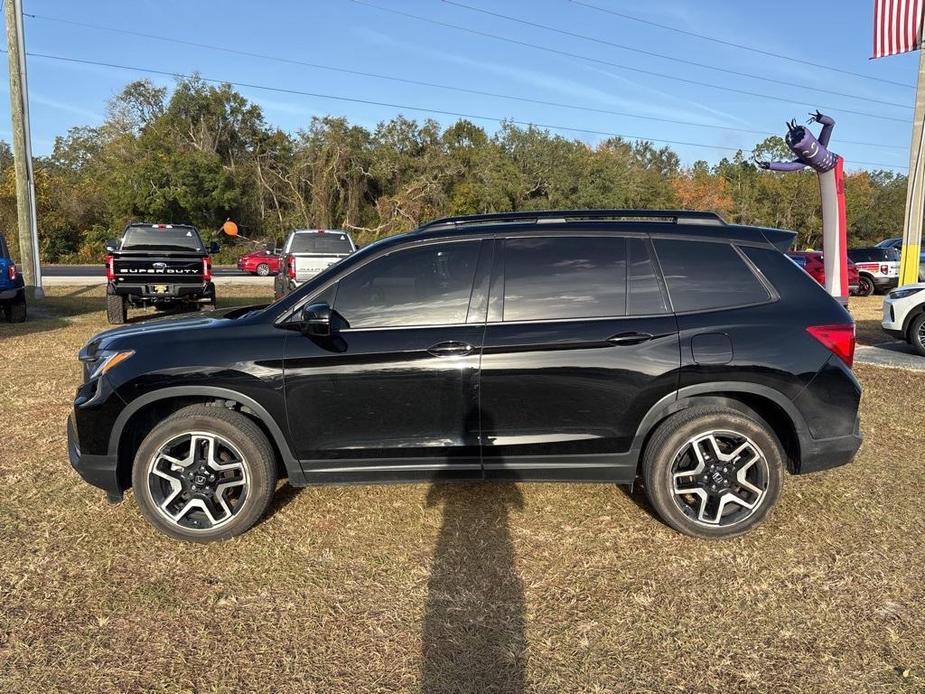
(873, 0, 925, 58)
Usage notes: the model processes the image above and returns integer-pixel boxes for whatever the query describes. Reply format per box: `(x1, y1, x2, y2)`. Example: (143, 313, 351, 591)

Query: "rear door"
(479, 234, 680, 481)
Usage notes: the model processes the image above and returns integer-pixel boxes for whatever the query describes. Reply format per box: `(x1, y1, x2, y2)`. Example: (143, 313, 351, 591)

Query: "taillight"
(105, 255, 115, 281)
(203, 256, 212, 282)
(880, 264, 889, 274)
(7, 262, 16, 281)
(287, 255, 296, 280)
(807, 324, 855, 368)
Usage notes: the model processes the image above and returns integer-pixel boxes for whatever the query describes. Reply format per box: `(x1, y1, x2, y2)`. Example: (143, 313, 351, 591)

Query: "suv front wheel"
(642, 406, 784, 538)
(132, 405, 278, 542)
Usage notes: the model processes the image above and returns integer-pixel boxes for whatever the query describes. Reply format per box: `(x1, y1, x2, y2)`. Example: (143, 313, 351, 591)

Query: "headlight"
(80, 349, 135, 380)
(889, 287, 924, 300)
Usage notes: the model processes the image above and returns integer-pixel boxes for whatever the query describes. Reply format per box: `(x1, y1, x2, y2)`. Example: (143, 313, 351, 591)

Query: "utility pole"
(900, 50, 925, 287)
(4, 0, 42, 297)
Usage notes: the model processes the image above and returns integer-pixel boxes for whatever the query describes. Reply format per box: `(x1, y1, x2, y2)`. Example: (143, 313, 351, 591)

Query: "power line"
(21, 49, 907, 170)
(441, 0, 911, 109)
(21, 11, 906, 151)
(347, 0, 910, 124)
(568, 0, 913, 90)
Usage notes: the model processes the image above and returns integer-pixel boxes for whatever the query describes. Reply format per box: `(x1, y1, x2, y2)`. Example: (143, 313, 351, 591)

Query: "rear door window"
(502, 236, 627, 321)
(653, 239, 771, 312)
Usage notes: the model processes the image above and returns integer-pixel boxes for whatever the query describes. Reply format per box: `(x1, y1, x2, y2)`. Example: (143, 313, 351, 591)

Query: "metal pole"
(900, 49, 925, 287)
(3, 0, 41, 297)
(13, 0, 41, 296)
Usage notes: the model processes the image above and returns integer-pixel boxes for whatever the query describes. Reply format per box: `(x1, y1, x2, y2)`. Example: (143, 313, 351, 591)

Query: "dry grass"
(852, 295, 891, 346)
(0, 285, 923, 693)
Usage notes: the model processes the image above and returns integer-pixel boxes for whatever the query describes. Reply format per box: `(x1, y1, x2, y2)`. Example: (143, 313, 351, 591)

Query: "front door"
(284, 238, 491, 482)
(479, 235, 680, 481)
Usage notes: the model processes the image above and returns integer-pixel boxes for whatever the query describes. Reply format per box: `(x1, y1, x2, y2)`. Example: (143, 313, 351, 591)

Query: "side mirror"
(300, 302, 333, 337)
(209, 241, 221, 254)
(104, 239, 117, 252)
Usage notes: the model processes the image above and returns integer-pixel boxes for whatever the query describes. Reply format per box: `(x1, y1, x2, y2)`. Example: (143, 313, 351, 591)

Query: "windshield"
(289, 232, 353, 254)
(121, 226, 204, 252)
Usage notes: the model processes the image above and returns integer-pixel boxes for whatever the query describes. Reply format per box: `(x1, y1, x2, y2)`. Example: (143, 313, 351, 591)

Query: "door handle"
(427, 341, 474, 357)
(607, 332, 654, 346)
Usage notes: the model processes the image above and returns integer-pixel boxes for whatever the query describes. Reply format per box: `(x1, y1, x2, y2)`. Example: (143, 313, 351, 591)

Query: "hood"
(83, 304, 266, 355)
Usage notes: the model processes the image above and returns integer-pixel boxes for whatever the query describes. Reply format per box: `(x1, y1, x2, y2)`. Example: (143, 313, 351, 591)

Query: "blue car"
(0, 232, 26, 322)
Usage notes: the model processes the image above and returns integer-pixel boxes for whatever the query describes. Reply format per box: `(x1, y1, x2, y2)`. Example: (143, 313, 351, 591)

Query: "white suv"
(882, 284, 925, 356)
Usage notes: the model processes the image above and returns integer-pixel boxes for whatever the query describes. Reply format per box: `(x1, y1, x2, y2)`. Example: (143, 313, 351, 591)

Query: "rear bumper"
(0, 286, 24, 302)
(109, 281, 215, 303)
(67, 413, 122, 502)
(797, 430, 863, 474)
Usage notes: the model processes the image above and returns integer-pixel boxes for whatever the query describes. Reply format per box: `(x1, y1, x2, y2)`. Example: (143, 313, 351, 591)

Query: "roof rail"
(417, 209, 726, 231)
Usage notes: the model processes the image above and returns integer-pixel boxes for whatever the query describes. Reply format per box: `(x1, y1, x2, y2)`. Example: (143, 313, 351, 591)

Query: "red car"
(237, 248, 280, 276)
(787, 251, 860, 295)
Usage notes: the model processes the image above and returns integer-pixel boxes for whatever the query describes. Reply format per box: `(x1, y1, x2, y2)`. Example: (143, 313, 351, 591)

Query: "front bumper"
(67, 413, 122, 502)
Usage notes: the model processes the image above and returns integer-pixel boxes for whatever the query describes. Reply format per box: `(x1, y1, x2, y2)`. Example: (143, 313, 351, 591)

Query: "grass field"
(1, 287, 923, 693)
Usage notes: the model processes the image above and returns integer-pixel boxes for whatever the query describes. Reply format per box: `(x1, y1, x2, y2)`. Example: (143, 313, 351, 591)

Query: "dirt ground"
(0, 286, 922, 693)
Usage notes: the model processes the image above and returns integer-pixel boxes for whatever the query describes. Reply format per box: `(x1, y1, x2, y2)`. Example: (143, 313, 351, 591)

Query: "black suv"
(68, 210, 862, 542)
(104, 223, 219, 324)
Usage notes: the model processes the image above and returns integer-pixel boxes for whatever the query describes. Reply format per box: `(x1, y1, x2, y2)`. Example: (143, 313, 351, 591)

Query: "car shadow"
(422, 481, 527, 693)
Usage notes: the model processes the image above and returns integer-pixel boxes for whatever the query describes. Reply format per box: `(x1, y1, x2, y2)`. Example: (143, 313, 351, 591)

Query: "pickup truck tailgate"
(294, 254, 349, 282)
(113, 255, 205, 283)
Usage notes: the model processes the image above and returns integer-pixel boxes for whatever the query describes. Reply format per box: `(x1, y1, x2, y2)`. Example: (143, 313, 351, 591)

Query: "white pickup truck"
(275, 229, 356, 299)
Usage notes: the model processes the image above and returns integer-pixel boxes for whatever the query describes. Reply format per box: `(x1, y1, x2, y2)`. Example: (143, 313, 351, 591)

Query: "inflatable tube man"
(758, 111, 848, 304)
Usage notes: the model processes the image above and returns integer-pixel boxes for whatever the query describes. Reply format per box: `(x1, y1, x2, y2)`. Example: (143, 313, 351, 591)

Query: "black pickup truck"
(105, 223, 219, 324)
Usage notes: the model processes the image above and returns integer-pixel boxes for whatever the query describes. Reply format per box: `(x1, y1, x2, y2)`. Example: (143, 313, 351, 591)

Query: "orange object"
(222, 220, 239, 237)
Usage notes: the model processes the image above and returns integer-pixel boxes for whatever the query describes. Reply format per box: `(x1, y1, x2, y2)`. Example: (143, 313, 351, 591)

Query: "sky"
(1, 0, 921, 172)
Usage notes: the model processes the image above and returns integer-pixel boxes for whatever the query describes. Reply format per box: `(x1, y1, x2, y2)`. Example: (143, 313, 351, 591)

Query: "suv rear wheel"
(132, 405, 278, 542)
(7, 294, 26, 322)
(642, 406, 783, 538)
(857, 274, 875, 297)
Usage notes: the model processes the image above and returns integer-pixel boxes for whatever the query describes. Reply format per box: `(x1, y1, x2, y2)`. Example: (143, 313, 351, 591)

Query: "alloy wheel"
(256, 263, 270, 276)
(669, 430, 769, 527)
(146, 432, 250, 531)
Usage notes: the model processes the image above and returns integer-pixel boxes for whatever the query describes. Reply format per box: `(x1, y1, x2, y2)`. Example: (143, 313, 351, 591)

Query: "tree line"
(0, 77, 907, 263)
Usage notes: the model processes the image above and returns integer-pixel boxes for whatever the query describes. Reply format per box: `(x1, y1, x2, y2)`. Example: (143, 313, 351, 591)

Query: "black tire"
(106, 294, 127, 324)
(908, 313, 925, 357)
(256, 263, 270, 277)
(7, 295, 26, 323)
(131, 405, 278, 542)
(857, 274, 875, 297)
(642, 406, 784, 539)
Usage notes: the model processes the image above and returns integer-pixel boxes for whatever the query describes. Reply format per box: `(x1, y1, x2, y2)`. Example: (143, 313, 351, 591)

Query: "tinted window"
(121, 226, 204, 252)
(0, 235, 7, 258)
(628, 238, 668, 315)
(654, 239, 770, 312)
(848, 247, 898, 262)
(503, 237, 626, 321)
(334, 241, 480, 328)
(290, 232, 353, 254)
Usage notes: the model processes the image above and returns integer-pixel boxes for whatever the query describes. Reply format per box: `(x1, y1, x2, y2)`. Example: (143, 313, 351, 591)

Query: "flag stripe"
(873, 0, 924, 57)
